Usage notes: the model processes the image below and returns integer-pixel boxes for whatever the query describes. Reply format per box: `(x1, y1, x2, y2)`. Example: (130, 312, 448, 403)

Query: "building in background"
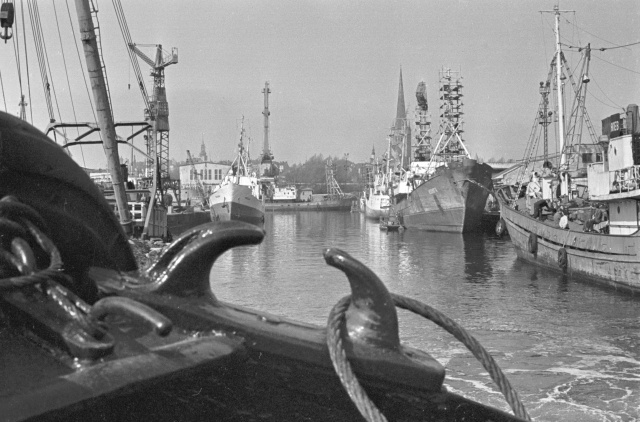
(179, 161, 231, 205)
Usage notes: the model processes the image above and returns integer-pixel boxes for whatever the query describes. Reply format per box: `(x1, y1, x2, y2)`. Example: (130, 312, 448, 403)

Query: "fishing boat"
(495, 6, 640, 293)
(209, 119, 265, 227)
(394, 69, 494, 233)
(0, 109, 532, 421)
(364, 71, 408, 221)
(364, 169, 391, 219)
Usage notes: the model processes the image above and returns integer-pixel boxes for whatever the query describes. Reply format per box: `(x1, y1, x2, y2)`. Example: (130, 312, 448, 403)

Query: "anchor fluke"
(323, 248, 400, 350)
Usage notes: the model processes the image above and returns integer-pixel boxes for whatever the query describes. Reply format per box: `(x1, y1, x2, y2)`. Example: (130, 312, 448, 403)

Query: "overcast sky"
(1, 0, 639, 169)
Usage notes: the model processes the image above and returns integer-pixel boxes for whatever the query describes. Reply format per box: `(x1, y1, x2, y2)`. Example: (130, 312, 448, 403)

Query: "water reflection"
(462, 233, 493, 283)
(210, 211, 640, 421)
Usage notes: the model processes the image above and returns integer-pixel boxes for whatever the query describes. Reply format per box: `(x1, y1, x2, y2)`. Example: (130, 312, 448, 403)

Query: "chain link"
(0, 196, 103, 337)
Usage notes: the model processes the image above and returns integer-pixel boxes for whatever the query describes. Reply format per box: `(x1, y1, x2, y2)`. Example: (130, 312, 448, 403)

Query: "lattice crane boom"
(128, 44, 155, 68)
(127, 43, 178, 183)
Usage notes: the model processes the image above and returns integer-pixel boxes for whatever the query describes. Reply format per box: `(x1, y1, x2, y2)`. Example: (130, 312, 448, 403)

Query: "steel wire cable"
(327, 293, 531, 422)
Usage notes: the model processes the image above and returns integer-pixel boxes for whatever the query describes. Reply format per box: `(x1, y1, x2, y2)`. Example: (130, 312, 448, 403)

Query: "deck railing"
(588, 163, 640, 197)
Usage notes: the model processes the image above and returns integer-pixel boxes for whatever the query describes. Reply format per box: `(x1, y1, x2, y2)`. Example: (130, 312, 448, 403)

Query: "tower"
(199, 136, 208, 162)
(260, 81, 274, 177)
(391, 69, 411, 169)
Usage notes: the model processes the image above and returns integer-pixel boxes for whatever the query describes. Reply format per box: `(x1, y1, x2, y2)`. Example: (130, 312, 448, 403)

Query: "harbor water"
(212, 211, 640, 422)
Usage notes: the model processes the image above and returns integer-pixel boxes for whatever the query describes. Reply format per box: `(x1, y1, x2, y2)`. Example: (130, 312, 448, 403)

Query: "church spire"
(395, 67, 406, 128)
(199, 135, 208, 162)
(392, 67, 411, 169)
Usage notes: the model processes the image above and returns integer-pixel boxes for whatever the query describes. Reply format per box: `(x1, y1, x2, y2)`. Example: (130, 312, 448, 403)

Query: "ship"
(364, 71, 407, 221)
(394, 69, 494, 233)
(364, 165, 391, 219)
(264, 160, 354, 212)
(495, 6, 640, 294)
(264, 185, 354, 211)
(209, 118, 265, 226)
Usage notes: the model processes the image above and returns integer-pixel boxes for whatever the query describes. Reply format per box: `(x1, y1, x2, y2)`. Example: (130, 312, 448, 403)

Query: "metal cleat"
(323, 248, 399, 350)
(89, 296, 172, 337)
(323, 247, 445, 391)
(136, 221, 265, 299)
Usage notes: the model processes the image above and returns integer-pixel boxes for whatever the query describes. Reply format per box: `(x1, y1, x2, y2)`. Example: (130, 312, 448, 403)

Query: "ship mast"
(74, 0, 132, 234)
(553, 5, 567, 167)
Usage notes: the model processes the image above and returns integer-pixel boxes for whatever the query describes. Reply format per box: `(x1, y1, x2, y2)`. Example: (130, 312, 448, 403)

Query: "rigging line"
(27, 1, 48, 117)
(112, 0, 149, 108)
(562, 41, 640, 51)
(563, 17, 632, 51)
(65, 0, 95, 121)
(0, 70, 6, 112)
(588, 87, 624, 112)
(10, 3, 24, 103)
(28, 0, 55, 122)
(27, 0, 53, 120)
(20, 0, 33, 123)
(11, 19, 22, 98)
(597, 41, 640, 51)
(588, 71, 624, 111)
(591, 54, 640, 76)
(539, 12, 579, 51)
(35, 1, 63, 124)
(65, 0, 89, 167)
(52, 0, 78, 152)
(540, 13, 548, 66)
(114, 1, 149, 101)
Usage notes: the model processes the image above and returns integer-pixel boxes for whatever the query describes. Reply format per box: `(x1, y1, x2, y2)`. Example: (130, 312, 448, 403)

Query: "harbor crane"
(128, 43, 178, 185)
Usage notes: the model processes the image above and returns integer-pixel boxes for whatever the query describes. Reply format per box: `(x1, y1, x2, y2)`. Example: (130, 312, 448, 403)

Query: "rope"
(327, 296, 387, 422)
(327, 294, 531, 422)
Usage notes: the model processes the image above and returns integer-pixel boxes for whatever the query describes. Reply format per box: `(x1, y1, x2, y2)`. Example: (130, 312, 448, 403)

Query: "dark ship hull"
(395, 159, 494, 233)
(496, 191, 640, 294)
